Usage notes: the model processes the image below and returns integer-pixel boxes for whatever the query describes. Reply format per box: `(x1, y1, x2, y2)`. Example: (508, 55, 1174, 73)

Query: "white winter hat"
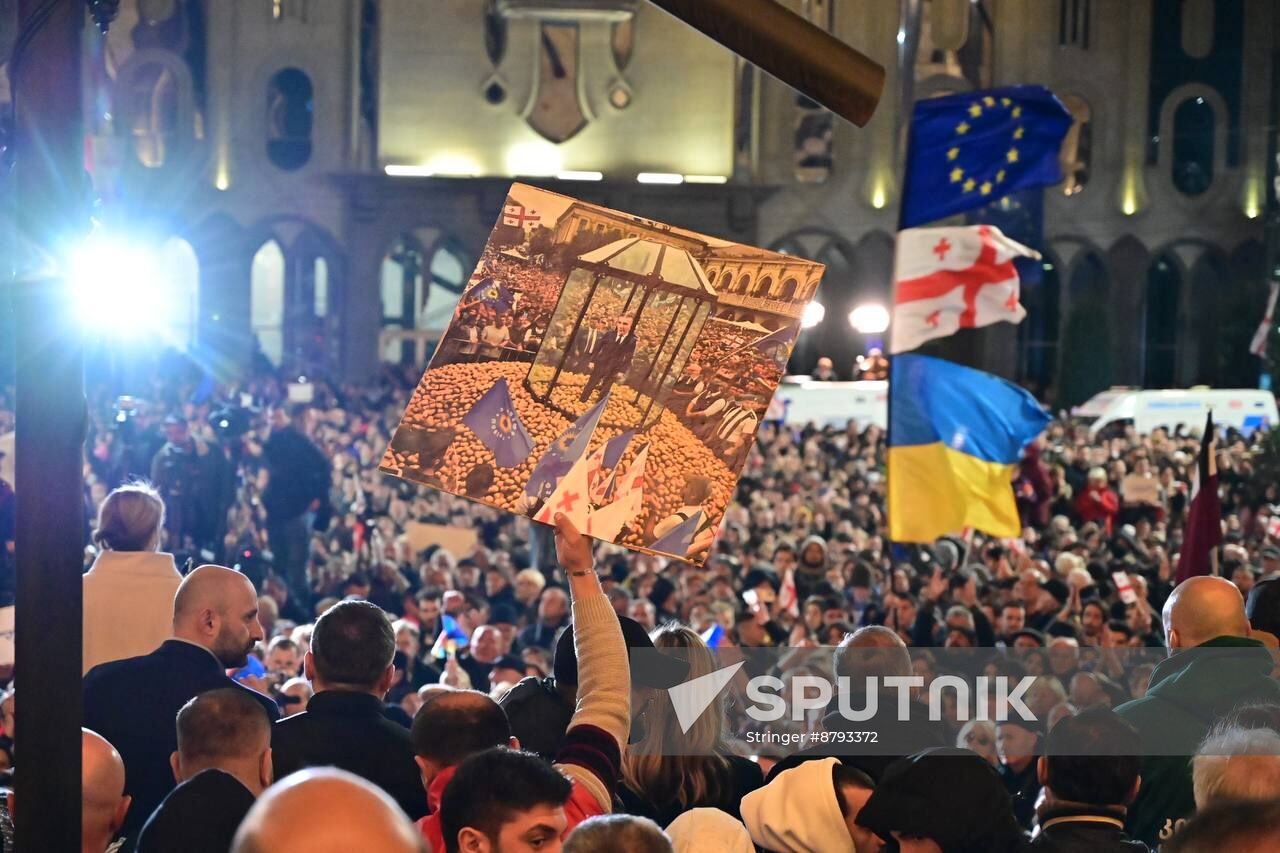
(666, 808, 754, 853)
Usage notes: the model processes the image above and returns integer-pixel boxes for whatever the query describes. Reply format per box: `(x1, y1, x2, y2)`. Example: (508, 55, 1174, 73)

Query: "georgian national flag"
(526, 393, 609, 500)
(1175, 412, 1223, 583)
(535, 452, 592, 531)
(587, 443, 649, 541)
(890, 225, 1039, 355)
(462, 378, 533, 469)
(502, 202, 541, 229)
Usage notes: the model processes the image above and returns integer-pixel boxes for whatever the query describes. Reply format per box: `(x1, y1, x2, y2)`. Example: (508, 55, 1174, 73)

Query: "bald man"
(1116, 575, 1280, 847)
(84, 565, 279, 850)
(765, 625, 951, 785)
(82, 729, 130, 853)
(231, 768, 424, 853)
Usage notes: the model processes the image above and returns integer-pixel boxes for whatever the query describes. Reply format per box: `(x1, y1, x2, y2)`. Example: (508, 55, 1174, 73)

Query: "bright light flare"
(801, 301, 826, 329)
(849, 303, 890, 334)
(69, 237, 174, 338)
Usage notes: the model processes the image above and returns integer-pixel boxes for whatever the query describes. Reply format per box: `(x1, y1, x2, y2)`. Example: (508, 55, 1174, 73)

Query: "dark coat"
(271, 690, 428, 820)
(136, 769, 256, 853)
(262, 427, 329, 522)
(83, 640, 280, 850)
(1115, 636, 1280, 847)
(1029, 807, 1151, 853)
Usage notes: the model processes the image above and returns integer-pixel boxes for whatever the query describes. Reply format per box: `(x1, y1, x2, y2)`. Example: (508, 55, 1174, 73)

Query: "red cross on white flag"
(889, 225, 1040, 355)
(534, 449, 592, 531)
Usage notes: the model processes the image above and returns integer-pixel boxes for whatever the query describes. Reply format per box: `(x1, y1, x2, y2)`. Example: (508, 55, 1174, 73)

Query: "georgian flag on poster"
(890, 225, 1040, 355)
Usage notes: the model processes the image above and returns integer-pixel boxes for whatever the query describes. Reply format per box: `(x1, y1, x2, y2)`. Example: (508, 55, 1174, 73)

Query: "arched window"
(380, 237, 472, 363)
(754, 276, 774, 298)
(1172, 97, 1214, 196)
(156, 237, 199, 349)
(251, 240, 286, 365)
(718, 272, 733, 291)
(266, 68, 314, 171)
(313, 257, 329, 318)
(736, 274, 752, 296)
(780, 277, 799, 300)
(1144, 254, 1181, 388)
(422, 243, 468, 330)
(1059, 95, 1091, 196)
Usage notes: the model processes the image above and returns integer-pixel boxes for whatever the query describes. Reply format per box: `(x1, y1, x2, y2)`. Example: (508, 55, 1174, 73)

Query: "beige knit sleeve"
(554, 590, 630, 811)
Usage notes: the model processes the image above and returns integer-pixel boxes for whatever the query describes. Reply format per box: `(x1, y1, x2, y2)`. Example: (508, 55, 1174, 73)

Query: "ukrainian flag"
(889, 354, 1050, 543)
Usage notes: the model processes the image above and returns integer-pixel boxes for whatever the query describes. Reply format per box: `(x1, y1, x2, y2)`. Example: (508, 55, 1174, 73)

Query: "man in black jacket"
(83, 565, 277, 850)
(578, 316, 637, 403)
(263, 404, 329, 609)
(136, 688, 273, 853)
(271, 600, 427, 820)
(1031, 708, 1150, 852)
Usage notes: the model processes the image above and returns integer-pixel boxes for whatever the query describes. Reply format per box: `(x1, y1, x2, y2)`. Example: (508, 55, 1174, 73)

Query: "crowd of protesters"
(2, 351, 1280, 851)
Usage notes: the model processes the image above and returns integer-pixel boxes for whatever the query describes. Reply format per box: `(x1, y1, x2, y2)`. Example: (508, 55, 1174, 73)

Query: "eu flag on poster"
(526, 393, 609, 500)
(462, 378, 534, 469)
(901, 86, 1073, 229)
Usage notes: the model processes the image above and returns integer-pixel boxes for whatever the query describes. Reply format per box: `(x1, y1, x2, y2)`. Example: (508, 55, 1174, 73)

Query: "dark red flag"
(1175, 413, 1222, 583)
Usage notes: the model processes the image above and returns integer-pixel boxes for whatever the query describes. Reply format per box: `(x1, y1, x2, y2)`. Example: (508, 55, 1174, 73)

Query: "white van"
(770, 378, 888, 429)
(1075, 388, 1278, 437)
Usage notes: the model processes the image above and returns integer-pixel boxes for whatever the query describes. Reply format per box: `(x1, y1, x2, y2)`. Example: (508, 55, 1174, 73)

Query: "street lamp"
(801, 301, 826, 329)
(69, 236, 173, 337)
(848, 302, 890, 335)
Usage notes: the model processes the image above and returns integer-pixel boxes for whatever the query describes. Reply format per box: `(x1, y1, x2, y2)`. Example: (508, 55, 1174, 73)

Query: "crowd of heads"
(5, 350, 1280, 851)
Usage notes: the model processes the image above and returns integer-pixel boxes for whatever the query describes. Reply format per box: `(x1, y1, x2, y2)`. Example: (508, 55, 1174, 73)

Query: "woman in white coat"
(82, 483, 184, 674)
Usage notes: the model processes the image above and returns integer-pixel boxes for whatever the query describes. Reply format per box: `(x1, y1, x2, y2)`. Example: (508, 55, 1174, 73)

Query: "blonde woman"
(619, 626, 763, 825)
(83, 483, 183, 673)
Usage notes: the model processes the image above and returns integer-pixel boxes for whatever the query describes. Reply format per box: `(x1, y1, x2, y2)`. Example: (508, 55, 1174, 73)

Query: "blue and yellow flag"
(901, 85, 1073, 229)
(888, 354, 1050, 543)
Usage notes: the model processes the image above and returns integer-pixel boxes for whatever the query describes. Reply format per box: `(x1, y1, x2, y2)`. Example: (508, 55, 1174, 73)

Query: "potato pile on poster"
(380, 184, 824, 565)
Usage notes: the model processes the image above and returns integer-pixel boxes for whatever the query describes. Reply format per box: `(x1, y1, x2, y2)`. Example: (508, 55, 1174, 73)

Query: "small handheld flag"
(467, 276, 515, 313)
(462, 378, 534, 469)
(1175, 413, 1222, 583)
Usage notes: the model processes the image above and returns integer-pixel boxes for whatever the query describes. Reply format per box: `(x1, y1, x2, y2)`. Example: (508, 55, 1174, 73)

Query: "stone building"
(1, 0, 1273, 404)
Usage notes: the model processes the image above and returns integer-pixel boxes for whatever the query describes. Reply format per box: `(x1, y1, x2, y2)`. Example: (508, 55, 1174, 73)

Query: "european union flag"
(901, 86, 1073, 229)
(526, 392, 609, 500)
(888, 354, 1050, 543)
(462, 378, 534, 469)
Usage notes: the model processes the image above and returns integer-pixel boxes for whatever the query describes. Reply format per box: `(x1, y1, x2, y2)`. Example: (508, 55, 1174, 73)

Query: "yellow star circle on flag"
(963, 178, 977, 192)
(996, 169, 1006, 182)
(1012, 106, 1022, 118)
(947, 147, 960, 161)
(1001, 97, 1012, 107)
(983, 96, 996, 107)
(1014, 126, 1025, 140)
(950, 167, 964, 183)
(980, 182, 993, 195)
(956, 122, 971, 135)
(968, 103, 982, 118)
(1007, 148, 1020, 163)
